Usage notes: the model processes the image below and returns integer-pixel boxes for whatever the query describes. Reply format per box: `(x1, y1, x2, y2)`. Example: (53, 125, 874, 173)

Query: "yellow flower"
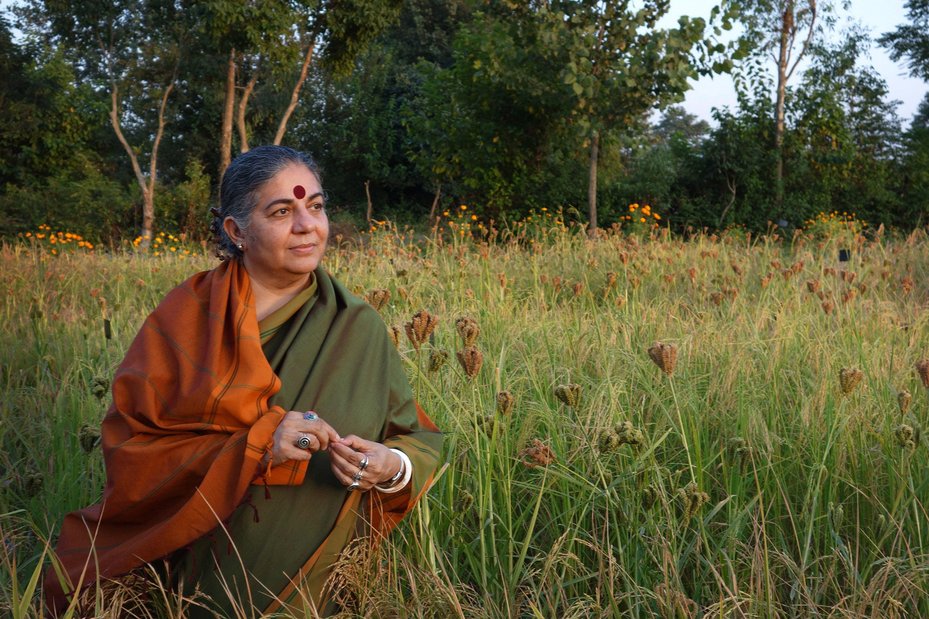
(639, 217, 646, 223)
(460, 204, 468, 211)
(654, 214, 661, 220)
(471, 214, 478, 221)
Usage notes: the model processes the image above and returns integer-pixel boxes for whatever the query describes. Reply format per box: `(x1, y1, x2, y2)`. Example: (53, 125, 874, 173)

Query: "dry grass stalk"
(839, 367, 864, 395)
(648, 342, 678, 375)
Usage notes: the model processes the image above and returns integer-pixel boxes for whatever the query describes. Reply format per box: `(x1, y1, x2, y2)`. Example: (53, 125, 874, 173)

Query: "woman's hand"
(270, 411, 340, 466)
(329, 436, 402, 492)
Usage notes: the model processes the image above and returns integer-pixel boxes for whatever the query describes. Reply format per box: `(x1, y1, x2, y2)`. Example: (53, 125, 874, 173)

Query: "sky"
(666, 0, 927, 124)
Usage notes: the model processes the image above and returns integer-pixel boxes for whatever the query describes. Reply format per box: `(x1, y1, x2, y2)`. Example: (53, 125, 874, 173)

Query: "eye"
(275, 207, 290, 216)
(310, 201, 325, 211)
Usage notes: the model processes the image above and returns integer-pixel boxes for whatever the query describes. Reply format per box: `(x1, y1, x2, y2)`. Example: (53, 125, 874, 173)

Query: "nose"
(292, 204, 317, 233)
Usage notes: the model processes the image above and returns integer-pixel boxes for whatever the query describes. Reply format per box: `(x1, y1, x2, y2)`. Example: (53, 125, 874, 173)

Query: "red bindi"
(293, 185, 306, 199)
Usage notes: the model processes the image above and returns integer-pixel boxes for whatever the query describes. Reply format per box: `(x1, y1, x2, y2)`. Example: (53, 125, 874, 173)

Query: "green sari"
(179, 268, 441, 617)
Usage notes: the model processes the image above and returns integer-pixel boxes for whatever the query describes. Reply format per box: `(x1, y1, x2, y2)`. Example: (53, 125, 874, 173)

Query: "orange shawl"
(46, 260, 288, 611)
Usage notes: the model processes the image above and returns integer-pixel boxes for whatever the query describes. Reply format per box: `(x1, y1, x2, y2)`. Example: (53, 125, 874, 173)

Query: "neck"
(246, 270, 311, 321)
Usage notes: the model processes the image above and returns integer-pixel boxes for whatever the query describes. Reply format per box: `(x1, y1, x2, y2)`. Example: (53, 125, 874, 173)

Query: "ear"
(223, 217, 244, 245)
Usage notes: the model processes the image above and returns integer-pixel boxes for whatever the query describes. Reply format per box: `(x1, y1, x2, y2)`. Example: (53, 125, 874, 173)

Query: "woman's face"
(226, 163, 329, 290)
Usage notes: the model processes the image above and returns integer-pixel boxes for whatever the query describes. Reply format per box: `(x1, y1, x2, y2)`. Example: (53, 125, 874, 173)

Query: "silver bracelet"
(375, 448, 412, 494)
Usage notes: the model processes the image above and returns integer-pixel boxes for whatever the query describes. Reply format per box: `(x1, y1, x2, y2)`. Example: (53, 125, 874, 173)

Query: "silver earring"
(236, 242, 244, 251)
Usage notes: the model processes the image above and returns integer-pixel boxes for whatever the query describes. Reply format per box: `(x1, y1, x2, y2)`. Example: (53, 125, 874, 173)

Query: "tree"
(736, 0, 847, 208)
(17, 0, 188, 247)
(879, 0, 929, 82)
(200, 0, 404, 179)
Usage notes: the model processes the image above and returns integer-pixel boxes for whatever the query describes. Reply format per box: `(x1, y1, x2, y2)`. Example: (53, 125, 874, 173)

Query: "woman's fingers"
(329, 439, 401, 488)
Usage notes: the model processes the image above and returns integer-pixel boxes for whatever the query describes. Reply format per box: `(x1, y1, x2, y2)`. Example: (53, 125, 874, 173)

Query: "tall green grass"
(2, 224, 928, 617)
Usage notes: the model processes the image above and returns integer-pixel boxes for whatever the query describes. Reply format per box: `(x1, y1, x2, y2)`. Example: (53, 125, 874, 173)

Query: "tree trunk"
(429, 185, 442, 223)
(142, 81, 174, 247)
(365, 180, 373, 223)
(237, 73, 258, 153)
(274, 42, 315, 145)
(109, 85, 153, 249)
(220, 48, 236, 180)
(587, 130, 600, 237)
(774, 2, 792, 207)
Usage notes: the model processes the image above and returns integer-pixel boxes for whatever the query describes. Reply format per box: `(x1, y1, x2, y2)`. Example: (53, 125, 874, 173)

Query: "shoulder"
(319, 269, 392, 340)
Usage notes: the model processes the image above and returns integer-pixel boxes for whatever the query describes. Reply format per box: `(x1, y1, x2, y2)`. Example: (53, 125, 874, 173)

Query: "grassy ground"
(2, 220, 928, 617)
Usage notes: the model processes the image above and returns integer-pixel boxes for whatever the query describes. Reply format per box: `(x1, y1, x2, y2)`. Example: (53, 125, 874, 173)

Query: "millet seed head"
(496, 390, 515, 416)
(648, 342, 678, 375)
(455, 316, 480, 347)
(428, 350, 449, 372)
(839, 367, 864, 395)
(456, 346, 483, 379)
(364, 288, 390, 311)
(387, 325, 402, 347)
(917, 359, 929, 388)
(405, 309, 439, 351)
(554, 383, 581, 407)
(898, 389, 912, 414)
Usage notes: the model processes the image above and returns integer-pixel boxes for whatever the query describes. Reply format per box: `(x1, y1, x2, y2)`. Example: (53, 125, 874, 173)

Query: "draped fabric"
(45, 259, 441, 615)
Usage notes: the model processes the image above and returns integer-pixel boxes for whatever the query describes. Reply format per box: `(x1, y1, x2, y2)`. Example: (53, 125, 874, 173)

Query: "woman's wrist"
(375, 448, 412, 493)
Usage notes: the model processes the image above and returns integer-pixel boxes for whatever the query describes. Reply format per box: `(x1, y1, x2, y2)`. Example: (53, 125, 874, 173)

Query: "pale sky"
(667, 0, 927, 125)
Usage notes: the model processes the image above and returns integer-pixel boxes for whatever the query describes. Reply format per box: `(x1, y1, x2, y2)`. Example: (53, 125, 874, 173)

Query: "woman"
(45, 146, 442, 616)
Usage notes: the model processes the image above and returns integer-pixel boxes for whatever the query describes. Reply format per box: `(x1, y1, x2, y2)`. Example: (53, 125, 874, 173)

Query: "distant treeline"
(1, 0, 928, 243)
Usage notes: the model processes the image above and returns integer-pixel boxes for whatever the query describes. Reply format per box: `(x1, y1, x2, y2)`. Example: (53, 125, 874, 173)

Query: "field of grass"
(2, 218, 928, 617)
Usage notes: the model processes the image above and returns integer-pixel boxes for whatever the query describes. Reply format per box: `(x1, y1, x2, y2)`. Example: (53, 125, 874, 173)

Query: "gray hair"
(211, 145, 323, 260)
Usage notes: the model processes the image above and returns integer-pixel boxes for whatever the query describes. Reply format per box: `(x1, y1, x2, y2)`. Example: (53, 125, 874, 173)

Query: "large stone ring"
(296, 434, 312, 450)
(359, 455, 369, 471)
(347, 481, 361, 492)
(303, 411, 319, 421)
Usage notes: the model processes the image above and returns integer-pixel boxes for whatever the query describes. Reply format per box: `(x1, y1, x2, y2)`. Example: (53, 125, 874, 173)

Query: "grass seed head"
(387, 325, 402, 347)
(554, 383, 581, 407)
(648, 342, 678, 375)
(496, 390, 515, 416)
(605, 271, 618, 288)
(456, 346, 483, 379)
(364, 288, 390, 311)
(901, 276, 914, 294)
(677, 481, 710, 524)
(91, 376, 109, 399)
(839, 367, 863, 394)
(428, 350, 449, 372)
(519, 438, 557, 468)
(821, 300, 835, 315)
(79, 424, 101, 453)
(898, 389, 912, 414)
(615, 420, 645, 447)
(917, 359, 929, 388)
(806, 279, 821, 294)
(894, 423, 920, 449)
(455, 316, 480, 346)
(405, 309, 439, 351)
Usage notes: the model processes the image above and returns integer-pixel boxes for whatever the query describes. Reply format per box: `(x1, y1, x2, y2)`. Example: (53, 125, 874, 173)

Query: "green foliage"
(879, 0, 929, 81)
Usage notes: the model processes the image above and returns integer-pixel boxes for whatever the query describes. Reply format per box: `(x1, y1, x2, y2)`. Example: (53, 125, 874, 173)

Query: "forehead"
(258, 163, 321, 196)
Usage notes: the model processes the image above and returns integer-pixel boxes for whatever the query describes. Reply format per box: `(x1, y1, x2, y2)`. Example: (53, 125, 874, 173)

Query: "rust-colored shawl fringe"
(45, 260, 285, 611)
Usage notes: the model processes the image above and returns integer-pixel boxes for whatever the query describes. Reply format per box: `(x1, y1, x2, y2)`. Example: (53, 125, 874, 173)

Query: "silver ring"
(303, 411, 319, 421)
(359, 455, 369, 471)
(347, 481, 361, 492)
(296, 434, 311, 450)
(352, 470, 364, 482)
